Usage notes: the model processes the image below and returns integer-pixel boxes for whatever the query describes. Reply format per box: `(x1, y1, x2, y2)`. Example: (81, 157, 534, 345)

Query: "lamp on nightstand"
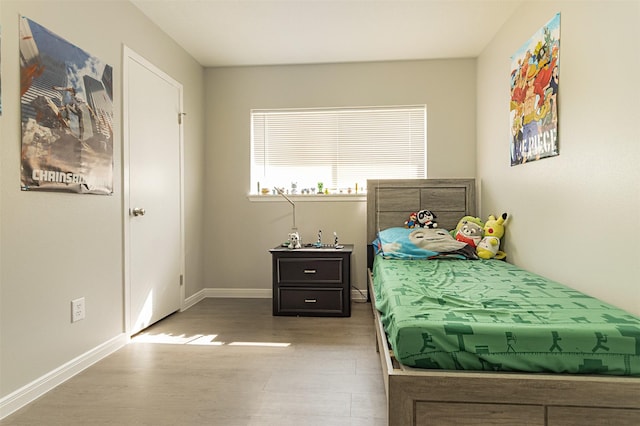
(274, 187, 300, 248)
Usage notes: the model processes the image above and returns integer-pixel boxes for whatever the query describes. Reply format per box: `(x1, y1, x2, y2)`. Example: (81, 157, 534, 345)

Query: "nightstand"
(269, 244, 353, 317)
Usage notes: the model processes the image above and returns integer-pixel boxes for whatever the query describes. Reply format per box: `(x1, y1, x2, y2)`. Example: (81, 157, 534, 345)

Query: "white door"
(124, 48, 184, 335)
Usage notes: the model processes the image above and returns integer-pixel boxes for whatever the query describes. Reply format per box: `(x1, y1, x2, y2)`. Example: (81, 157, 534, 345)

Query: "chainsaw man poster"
(20, 16, 113, 194)
(510, 13, 560, 166)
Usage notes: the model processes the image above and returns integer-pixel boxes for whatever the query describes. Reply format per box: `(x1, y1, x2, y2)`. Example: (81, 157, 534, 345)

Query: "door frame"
(122, 46, 186, 335)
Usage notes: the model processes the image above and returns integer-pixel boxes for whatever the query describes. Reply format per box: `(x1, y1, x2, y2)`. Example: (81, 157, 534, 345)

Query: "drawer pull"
(304, 299, 317, 303)
(303, 269, 317, 274)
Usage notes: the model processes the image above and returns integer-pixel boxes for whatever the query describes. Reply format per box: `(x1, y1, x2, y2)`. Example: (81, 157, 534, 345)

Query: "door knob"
(132, 207, 146, 217)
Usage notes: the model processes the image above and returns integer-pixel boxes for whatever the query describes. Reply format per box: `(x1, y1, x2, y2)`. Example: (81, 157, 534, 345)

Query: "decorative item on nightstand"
(288, 231, 301, 249)
(313, 230, 343, 249)
(275, 187, 301, 248)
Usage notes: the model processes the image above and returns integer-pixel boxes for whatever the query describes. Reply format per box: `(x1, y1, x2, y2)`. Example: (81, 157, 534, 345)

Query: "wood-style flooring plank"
(1, 298, 387, 425)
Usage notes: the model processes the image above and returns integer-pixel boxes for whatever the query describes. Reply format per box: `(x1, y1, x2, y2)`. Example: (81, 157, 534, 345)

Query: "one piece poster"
(19, 16, 114, 194)
(509, 13, 560, 166)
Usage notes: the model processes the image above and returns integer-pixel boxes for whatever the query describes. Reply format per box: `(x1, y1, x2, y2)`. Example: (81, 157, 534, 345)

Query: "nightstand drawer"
(277, 258, 343, 284)
(277, 287, 344, 315)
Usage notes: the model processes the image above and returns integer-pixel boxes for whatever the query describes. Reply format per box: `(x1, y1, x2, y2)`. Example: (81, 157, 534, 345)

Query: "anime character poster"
(510, 13, 560, 166)
(19, 16, 113, 194)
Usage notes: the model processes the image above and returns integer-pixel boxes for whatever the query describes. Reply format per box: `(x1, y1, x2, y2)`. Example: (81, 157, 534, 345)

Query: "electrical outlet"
(71, 297, 85, 322)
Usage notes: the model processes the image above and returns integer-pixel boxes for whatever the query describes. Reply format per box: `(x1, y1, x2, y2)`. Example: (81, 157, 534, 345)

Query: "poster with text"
(20, 16, 114, 194)
(510, 13, 560, 166)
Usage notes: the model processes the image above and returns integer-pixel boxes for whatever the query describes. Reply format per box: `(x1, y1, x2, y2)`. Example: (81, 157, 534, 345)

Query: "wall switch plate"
(71, 297, 85, 322)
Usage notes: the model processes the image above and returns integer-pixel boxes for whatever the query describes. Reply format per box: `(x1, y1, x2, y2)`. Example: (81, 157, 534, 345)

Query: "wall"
(477, 1, 639, 315)
(0, 0, 205, 403)
(7, 0, 636, 416)
(204, 59, 477, 295)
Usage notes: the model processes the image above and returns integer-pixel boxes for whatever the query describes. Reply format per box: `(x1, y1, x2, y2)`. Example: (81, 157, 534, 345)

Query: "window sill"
(247, 193, 366, 202)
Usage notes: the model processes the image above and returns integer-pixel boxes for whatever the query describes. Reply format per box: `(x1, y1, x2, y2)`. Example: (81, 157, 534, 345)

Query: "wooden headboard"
(366, 179, 476, 268)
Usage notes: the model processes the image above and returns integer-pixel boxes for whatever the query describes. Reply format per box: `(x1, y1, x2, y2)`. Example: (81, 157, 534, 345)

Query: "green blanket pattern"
(373, 257, 640, 376)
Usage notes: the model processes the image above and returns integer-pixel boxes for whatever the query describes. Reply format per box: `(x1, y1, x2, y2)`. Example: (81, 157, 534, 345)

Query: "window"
(251, 105, 426, 194)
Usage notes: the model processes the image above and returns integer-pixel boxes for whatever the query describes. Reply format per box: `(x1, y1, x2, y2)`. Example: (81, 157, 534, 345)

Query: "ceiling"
(130, 0, 521, 68)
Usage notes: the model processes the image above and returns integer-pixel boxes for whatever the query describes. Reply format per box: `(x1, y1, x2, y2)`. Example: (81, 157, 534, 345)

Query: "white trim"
(182, 289, 207, 310)
(185, 288, 368, 302)
(202, 288, 273, 299)
(0, 334, 128, 420)
(248, 194, 366, 202)
(183, 289, 272, 309)
(122, 46, 132, 335)
(352, 288, 368, 302)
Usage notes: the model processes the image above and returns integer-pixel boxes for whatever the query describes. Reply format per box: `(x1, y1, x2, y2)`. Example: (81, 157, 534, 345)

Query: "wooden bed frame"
(366, 179, 640, 426)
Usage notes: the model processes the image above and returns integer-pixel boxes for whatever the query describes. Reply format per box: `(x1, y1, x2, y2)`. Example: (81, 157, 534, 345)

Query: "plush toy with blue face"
(416, 209, 438, 228)
(409, 228, 466, 252)
(374, 226, 478, 260)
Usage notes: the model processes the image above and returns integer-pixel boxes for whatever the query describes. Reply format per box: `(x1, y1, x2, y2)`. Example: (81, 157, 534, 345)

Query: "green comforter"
(373, 256, 640, 376)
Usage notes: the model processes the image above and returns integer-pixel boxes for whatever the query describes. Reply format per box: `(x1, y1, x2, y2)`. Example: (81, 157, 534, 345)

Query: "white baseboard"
(183, 288, 272, 310)
(0, 333, 128, 420)
(203, 288, 273, 299)
(352, 288, 368, 302)
(183, 287, 368, 308)
(182, 288, 207, 310)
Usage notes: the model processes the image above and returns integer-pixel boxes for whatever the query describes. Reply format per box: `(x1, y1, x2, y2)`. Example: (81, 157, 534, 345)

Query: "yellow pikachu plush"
(477, 213, 508, 260)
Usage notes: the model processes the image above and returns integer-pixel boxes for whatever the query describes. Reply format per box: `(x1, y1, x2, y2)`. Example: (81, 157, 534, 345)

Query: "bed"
(366, 179, 640, 426)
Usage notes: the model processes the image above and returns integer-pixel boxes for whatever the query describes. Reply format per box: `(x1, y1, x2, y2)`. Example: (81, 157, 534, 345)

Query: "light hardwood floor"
(2, 298, 387, 425)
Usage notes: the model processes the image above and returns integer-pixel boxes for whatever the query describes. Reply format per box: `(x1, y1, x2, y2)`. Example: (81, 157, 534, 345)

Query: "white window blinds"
(251, 105, 426, 193)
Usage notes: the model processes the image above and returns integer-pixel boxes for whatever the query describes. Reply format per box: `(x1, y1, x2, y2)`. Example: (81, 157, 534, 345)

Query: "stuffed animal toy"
(288, 232, 301, 249)
(476, 213, 508, 259)
(455, 220, 484, 248)
(451, 216, 484, 248)
(476, 236, 504, 259)
(416, 209, 438, 228)
(404, 212, 418, 228)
